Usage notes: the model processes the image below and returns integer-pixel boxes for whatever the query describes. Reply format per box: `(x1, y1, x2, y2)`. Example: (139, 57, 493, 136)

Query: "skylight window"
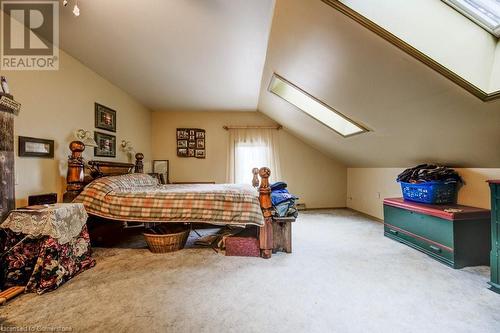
(442, 0, 500, 37)
(268, 74, 367, 137)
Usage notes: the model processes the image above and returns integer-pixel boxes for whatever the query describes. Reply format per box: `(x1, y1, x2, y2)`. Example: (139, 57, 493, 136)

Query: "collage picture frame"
(176, 128, 205, 158)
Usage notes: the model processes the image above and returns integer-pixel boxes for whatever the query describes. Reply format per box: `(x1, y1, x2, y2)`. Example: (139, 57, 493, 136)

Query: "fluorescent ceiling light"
(442, 0, 500, 37)
(269, 74, 367, 137)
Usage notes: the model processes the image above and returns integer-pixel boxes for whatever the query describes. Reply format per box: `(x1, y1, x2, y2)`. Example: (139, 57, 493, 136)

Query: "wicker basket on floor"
(143, 228, 189, 253)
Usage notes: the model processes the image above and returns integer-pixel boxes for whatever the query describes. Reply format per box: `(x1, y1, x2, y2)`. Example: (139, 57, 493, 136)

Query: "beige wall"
(6, 50, 152, 206)
(347, 168, 500, 220)
(151, 111, 347, 209)
(341, 0, 498, 92)
(490, 42, 500, 91)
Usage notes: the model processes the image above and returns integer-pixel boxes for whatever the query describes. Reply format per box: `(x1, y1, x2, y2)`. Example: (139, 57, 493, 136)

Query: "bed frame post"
(258, 167, 273, 259)
(63, 141, 86, 203)
(134, 153, 144, 173)
(252, 168, 259, 188)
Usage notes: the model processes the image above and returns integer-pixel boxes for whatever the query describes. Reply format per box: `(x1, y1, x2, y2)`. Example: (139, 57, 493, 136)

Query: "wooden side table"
(272, 216, 296, 253)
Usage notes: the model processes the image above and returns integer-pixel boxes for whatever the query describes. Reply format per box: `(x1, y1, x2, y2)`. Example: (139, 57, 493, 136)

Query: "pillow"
(102, 173, 159, 190)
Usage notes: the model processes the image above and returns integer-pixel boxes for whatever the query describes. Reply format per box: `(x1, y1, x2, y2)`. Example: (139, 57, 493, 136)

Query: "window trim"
(268, 73, 369, 138)
(442, 0, 500, 38)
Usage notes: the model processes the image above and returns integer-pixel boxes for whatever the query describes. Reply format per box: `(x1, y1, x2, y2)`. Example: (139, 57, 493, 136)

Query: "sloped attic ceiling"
(258, 0, 500, 167)
(57, 0, 499, 167)
(59, 0, 275, 112)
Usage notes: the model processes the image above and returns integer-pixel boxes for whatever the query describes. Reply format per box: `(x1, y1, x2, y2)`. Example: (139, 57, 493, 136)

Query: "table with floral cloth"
(0, 203, 95, 294)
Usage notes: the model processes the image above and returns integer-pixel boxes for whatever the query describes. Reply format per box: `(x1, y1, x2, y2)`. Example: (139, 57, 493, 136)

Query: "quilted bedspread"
(74, 174, 264, 226)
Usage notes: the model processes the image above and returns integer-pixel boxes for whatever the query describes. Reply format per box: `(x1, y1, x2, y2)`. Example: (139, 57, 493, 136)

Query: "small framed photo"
(18, 136, 54, 158)
(177, 148, 188, 157)
(196, 131, 205, 139)
(95, 103, 117, 132)
(188, 149, 195, 157)
(196, 139, 205, 149)
(177, 129, 188, 140)
(189, 130, 195, 136)
(94, 131, 116, 157)
(195, 149, 205, 159)
(188, 141, 196, 148)
(153, 160, 169, 184)
(177, 140, 188, 148)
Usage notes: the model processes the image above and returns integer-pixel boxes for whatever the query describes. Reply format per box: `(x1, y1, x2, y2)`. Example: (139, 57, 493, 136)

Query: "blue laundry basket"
(399, 181, 458, 204)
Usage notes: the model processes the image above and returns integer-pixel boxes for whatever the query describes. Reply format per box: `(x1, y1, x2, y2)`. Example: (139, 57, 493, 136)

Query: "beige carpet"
(2, 209, 500, 332)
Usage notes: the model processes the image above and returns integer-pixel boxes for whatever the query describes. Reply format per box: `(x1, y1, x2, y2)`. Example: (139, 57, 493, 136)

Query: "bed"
(74, 175, 264, 226)
(63, 141, 274, 258)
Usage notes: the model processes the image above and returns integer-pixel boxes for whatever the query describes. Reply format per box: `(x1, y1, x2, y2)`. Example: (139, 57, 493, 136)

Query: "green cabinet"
(489, 181, 500, 293)
(384, 198, 490, 269)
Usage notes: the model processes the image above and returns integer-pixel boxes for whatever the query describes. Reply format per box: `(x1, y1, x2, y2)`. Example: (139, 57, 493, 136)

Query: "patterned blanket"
(74, 174, 264, 226)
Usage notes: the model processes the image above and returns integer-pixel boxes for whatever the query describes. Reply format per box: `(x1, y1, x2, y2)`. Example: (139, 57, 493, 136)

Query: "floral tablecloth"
(0, 204, 95, 294)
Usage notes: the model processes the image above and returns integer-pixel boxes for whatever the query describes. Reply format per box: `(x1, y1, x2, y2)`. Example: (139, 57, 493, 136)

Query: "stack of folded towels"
(270, 182, 299, 218)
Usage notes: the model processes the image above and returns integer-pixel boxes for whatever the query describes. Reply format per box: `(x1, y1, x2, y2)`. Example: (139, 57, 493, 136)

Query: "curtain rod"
(223, 125, 283, 130)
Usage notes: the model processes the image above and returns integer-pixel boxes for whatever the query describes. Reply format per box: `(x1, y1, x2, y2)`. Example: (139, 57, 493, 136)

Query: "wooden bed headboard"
(88, 160, 135, 178)
(62, 140, 144, 202)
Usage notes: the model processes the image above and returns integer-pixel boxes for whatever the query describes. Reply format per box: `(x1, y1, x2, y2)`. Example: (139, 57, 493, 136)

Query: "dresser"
(488, 181, 500, 293)
(384, 198, 491, 269)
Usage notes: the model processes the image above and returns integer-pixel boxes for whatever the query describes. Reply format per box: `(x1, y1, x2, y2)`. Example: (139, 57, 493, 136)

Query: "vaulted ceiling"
(59, 0, 275, 111)
(59, 0, 500, 167)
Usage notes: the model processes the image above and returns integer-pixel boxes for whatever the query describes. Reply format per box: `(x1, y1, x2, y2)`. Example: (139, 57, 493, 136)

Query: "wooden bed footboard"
(253, 167, 273, 259)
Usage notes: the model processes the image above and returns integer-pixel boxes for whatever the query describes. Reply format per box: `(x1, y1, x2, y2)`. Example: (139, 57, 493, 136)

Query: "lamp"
(121, 140, 135, 154)
(74, 129, 97, 147)
(63, 0, 80, 17)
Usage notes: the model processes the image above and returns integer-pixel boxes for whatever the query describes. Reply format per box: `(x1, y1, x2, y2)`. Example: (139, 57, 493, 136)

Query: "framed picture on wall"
(176, 129, 189, 140)
(94, 131, 116, 157)
(177, 128, 205, 158)
(18, 136, 54, 158)
(153, 160, 169, 184)
(95, 103, 117, 132)
(196, 139, 205, 149)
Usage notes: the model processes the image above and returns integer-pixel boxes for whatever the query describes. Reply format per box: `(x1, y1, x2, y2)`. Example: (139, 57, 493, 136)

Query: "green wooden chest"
(383, 198, 491, 269)
(488, 181, 500, 293)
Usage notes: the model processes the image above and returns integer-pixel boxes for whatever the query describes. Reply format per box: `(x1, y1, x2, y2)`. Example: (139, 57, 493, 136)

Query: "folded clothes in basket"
(397, 164, 464, 184)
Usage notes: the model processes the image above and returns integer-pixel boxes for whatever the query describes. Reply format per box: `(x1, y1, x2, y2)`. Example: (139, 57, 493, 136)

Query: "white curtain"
(226, 129, 282, 184)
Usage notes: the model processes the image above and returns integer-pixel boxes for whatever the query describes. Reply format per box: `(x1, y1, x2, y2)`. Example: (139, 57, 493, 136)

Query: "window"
(226, 129, 281, 184)
(268, 74, 367, 137)
(442, 0, 500, 37)
(234, 142, 269, 184)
